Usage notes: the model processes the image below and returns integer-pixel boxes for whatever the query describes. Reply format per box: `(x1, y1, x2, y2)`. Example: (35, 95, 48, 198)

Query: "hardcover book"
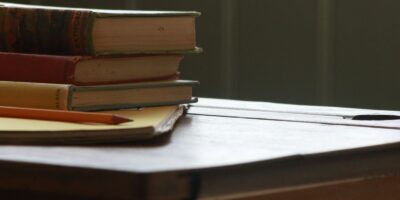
(0, 52, 183, 85)
(0, 2, 200, 55)
(0, 105, 185, 144)
(0, 80, 198, 111)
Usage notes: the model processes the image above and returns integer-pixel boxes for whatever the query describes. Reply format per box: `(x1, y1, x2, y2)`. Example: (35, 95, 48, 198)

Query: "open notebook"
(0, 105, 184, 144)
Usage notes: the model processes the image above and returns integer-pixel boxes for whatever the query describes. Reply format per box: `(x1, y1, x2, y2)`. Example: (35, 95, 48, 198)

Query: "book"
(0, 52, 182, 85)
(0, 2, 200, 55)
(0, 105, 185, 144)
(0, 80, 198, 111)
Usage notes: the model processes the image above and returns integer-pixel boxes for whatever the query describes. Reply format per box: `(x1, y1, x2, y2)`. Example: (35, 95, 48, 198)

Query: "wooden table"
(0, 98, 399, 199)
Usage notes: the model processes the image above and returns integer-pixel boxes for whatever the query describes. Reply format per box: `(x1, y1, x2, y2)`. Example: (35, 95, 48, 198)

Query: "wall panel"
(4, 0, 400, 110)
(334, 0, 400, 110)
(237, 0, 318, 104)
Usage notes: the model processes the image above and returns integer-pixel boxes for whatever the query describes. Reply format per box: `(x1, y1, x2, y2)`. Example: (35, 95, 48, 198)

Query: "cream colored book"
(0, 105, 184, 144)
(0, 80, 198, 111)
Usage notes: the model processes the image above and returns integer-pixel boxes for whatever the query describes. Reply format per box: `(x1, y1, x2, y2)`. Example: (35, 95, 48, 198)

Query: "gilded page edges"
(0, 81, 70, 110)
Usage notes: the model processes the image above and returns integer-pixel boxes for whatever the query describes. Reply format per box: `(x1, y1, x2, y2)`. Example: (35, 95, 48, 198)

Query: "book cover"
(0, 80, 198, 111)
(0, 52, 182, 85)
(0, 2, 201, 55)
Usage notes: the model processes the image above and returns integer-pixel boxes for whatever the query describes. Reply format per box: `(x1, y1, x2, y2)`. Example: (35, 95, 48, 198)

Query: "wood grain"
(199, 176, 400, 200)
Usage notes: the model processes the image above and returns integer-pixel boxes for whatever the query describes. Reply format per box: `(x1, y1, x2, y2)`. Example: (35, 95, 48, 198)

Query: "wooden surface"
(0, 98, 399, 199)
(202, 176, 400, 200)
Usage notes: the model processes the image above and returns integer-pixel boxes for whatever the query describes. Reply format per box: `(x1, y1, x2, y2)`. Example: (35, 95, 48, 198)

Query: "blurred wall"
(4, 0, 400, 110)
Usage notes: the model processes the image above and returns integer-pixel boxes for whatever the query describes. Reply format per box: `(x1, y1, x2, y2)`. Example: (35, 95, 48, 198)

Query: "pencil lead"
(112, 115, 133, 124)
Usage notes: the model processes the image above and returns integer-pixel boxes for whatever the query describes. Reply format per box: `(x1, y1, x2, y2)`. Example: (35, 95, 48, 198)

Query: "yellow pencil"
(0, 106, 132, 125)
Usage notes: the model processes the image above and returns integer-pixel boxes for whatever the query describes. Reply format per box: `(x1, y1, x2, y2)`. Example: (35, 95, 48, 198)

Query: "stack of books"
(0, 2, 200, 111)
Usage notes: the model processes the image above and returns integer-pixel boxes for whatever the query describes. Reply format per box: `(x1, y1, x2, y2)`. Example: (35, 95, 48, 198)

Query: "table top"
(1, 98, 400, 199)
(0, 98, 399, 173)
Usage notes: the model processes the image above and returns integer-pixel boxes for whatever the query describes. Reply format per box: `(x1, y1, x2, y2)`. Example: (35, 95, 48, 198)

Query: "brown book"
(0, 2, 201, 55)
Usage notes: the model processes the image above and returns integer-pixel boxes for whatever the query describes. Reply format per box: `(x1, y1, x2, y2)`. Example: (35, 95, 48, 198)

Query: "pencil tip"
(112, 115, 133, 124)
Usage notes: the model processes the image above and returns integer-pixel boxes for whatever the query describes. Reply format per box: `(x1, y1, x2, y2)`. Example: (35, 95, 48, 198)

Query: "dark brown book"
(0, 2, 200, 55)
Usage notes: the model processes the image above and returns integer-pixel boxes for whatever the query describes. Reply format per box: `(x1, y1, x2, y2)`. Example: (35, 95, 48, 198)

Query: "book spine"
(0, 81, 70, 110)
(0, 6, 95, 55)
(0, 53, 80, 84)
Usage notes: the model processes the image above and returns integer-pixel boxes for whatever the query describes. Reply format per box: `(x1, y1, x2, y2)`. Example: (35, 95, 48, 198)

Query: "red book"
(0, 52, 182, 85)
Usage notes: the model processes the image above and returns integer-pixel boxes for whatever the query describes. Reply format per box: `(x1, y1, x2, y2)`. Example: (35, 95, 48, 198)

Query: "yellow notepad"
(0, 105, 184, 144)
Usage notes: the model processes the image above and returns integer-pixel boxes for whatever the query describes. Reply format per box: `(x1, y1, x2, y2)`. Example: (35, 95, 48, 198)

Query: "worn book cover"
(0, 80, 198, 111)
(0, 52, 182, 85)
(0, 2, 201, 55)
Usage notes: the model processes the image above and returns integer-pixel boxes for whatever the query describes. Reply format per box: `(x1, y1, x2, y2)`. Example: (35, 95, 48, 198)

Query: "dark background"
(6, 0, 400, 110)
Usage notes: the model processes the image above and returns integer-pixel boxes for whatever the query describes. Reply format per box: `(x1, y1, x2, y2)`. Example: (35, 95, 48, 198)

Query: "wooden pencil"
(0, 106, 132, 125)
